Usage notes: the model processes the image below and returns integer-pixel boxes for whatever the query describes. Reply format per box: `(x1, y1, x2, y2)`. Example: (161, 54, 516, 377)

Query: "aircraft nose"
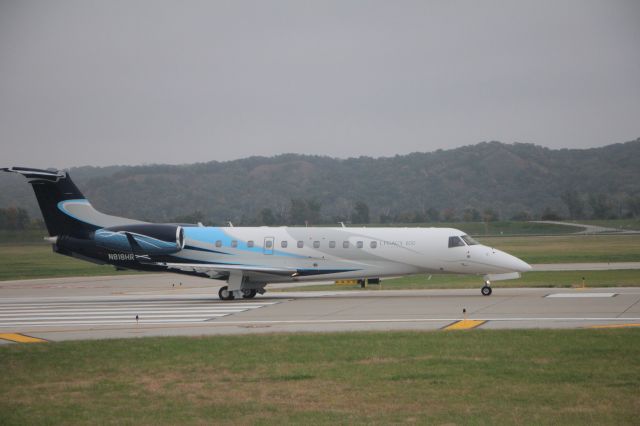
(510, 255, 532, 272)
(491, 249, 532, 272)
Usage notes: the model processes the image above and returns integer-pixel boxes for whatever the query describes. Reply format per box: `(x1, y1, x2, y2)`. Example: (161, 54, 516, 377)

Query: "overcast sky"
(1, 0, 639, 168)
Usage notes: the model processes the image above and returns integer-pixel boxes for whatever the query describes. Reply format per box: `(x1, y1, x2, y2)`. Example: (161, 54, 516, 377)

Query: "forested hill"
(2, 139, 640, 226)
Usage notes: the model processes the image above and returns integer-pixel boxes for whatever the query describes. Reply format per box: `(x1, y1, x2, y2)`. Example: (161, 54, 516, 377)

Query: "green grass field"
(0, 229, 50, 244)
(0, 244, 140, 281)
(566, 218, 640, 231)
(478, 234, 640, 264)
(2, 227, 639, 424)
(1, 330, 638, 425)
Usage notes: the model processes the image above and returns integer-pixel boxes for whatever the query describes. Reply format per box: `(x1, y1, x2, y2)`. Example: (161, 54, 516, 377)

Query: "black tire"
(218, 285, 235, 300)
(242, 289, 257, 299)
(481, 285, 492, 296)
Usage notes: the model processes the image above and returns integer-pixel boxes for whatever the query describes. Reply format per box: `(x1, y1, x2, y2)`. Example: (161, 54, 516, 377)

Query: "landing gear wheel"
(218, 286, 235, 301)
(481, 285, 492, 296)
(242, 289, 257, 299)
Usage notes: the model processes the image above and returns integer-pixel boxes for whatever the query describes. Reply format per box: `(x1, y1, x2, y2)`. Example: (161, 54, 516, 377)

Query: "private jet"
(3, 166, 531, 300)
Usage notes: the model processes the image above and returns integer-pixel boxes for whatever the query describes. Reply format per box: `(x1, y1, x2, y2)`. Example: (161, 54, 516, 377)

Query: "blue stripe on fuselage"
(183, 227, 307, 259)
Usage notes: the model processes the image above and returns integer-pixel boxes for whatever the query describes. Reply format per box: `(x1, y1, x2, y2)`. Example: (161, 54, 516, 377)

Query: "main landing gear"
(241, 289, 257, 299)
(481, 280, 492, 296)
(218, 286, 235, 300)
(218, 286, 259, 300)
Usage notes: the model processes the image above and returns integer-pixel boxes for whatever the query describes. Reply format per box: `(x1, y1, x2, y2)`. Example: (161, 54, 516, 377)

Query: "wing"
(143, 261, 298, 280)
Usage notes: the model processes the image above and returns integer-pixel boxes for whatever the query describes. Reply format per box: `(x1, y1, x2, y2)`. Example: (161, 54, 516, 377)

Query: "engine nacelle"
(94, 224, 185, 255)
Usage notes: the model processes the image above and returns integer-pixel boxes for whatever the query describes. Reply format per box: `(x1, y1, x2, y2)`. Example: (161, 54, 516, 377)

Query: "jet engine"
(94, 224, 185, 255)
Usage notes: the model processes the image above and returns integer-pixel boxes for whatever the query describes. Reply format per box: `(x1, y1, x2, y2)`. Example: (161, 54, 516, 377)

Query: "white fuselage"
(177, 226, 531, 282)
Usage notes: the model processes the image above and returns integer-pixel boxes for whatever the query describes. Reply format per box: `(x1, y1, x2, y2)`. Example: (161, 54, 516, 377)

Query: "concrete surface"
(532, 262, 640, 271)
(1, 273, 639, 342)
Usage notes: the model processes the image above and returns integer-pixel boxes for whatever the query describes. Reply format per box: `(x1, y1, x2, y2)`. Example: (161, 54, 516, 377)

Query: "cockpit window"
(448, 236, 466, 248)
(460, 235, 479, 246)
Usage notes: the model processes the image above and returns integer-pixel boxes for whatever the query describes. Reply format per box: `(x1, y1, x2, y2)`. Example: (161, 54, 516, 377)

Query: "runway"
(1, 274, 639, 343)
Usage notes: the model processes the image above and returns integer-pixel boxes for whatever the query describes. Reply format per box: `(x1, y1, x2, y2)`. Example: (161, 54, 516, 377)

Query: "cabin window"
(231, 240, 238, 248)
(357, 241, 363, 248)
(265, 240, 273, 249)
(343, 241, 349, 248)
(297, 241, 304, 248)
(461, 235, 479, 246)
(247, 240, 254, 248)
(281, 240, 288, 248)
(329, 241, 336, 248)
(313, 241, 320, 248)
(215, 240, 222, 248)
(370, 241, 377, 248)
(448, 236, 465, 248)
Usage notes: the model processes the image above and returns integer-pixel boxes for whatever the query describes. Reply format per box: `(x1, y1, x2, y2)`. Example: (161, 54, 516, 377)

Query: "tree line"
(2, 193, 638, 231)
(171, 193, 640, 227)
(0, 207, 44, 230)
(2, 140, 639, 227)
(560, 191, 640, 220)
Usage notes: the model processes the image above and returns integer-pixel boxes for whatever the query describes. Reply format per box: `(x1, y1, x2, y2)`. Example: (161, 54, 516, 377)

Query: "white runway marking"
(545, 293, 617, 298)
(211, 317, 640, 325)
(0, 300, 279, 327)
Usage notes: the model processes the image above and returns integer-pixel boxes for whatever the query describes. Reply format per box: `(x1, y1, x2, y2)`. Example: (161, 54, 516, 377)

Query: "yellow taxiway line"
(590, 323, 640, 329)
(443, 320, 486, 330)
(0, 333, 48, 343)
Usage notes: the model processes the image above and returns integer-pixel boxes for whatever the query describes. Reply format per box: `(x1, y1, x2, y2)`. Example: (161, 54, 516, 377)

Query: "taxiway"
(1, 273, 639, 342)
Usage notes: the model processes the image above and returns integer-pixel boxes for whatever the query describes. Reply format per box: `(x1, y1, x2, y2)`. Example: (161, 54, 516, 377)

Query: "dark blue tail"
(2, 167, 95, 238)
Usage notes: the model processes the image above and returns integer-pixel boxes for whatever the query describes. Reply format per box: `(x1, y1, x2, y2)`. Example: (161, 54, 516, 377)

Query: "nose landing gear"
(481, 280, 492, 296)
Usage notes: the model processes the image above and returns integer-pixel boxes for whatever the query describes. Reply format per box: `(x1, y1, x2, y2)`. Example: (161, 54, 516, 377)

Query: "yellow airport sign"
(335, 279, 359, 285)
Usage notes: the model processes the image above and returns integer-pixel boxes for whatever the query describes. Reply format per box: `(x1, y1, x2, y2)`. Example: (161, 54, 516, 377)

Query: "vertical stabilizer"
(2, 167, 142, 238)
